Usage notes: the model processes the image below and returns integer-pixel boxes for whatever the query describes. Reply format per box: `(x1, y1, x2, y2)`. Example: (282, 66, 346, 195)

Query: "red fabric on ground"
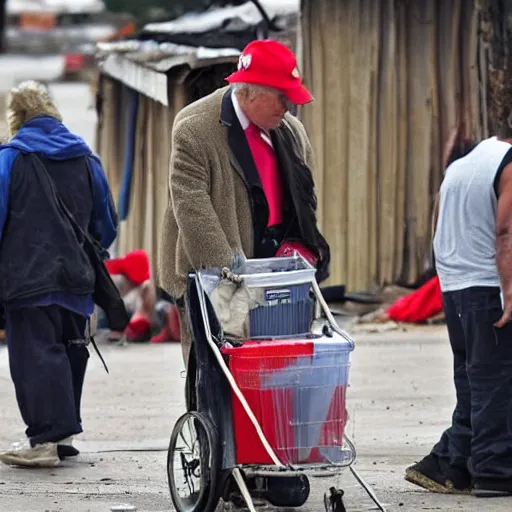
(386, 276, 443, 323)
(124, 312, 151, 342)
(150, 305, 181, 344)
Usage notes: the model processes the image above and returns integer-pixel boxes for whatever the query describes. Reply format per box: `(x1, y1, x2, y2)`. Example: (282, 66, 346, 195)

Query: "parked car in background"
(4, 0, 135, 82)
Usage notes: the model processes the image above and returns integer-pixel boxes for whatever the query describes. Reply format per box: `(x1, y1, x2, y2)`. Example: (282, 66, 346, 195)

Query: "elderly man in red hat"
(159, 39, 329, 508)
(160, 39, 330, 365)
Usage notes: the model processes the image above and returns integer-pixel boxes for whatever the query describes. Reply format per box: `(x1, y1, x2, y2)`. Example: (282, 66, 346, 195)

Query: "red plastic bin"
(222, 337, 351, 466)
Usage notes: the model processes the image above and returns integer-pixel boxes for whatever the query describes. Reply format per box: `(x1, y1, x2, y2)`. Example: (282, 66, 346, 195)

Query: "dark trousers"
(432, 286, 512, 479)
(6, 305, 90, 446)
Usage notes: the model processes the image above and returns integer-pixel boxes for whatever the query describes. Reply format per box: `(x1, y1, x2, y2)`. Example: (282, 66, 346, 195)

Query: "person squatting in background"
(0, 81, 117, 468)
(100, 249, 181, 344)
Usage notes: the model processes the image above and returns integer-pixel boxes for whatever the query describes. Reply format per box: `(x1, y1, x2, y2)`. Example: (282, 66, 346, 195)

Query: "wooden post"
(483, 0, 512, 136)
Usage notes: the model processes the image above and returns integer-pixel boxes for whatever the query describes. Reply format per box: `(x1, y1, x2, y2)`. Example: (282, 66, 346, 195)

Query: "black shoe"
(473, 478, 512, 498)
(56, 437, 80, 460)
(405, 453, 471, 494)
(57, 445, 80, 459)
(265, 475, 310, 507)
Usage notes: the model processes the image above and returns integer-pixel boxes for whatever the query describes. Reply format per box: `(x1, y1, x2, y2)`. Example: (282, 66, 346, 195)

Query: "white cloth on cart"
(209, 280, 263, 338)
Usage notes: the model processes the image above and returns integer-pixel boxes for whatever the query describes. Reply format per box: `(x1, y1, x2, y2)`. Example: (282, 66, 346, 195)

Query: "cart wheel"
(167, 412, 220, 512)
(324, 486, 347, 512)
(266, 474, 310, 507)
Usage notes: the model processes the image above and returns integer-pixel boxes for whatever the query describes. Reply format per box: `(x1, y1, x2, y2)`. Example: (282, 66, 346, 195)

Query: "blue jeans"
(432, 287, 512, 479)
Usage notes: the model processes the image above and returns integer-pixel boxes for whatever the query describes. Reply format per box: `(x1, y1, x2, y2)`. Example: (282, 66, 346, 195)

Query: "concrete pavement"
(0, 327, 511, 511)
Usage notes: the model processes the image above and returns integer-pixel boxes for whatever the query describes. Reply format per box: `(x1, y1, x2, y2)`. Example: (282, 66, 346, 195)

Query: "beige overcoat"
(159, 87, 315, 301)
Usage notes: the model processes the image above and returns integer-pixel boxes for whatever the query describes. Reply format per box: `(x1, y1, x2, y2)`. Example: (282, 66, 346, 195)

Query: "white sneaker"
(0, 441, 60, 468)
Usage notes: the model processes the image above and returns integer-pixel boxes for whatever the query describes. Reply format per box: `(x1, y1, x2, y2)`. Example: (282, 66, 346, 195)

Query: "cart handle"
(311, 278, 355, 350)
(195, 275, 284, 467)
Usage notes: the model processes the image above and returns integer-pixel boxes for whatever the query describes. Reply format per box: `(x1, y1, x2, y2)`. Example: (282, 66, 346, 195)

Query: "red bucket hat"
(226, 39, 313, 105)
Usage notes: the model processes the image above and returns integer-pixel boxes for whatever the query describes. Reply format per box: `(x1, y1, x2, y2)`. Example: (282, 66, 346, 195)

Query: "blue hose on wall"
(118, 89, 139, 221)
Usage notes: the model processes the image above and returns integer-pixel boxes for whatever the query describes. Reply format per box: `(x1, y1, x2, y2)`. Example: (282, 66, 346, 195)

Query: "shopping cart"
(166, 256, 385, 512)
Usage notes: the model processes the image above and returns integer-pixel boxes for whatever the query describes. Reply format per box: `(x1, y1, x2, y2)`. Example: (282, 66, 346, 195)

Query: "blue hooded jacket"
(0, 116, 117, 248)
(0, 116, 118, 315)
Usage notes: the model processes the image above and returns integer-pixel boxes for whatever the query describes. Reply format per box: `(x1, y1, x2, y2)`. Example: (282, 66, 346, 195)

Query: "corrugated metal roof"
(96, 40, 240, 105)
(100, 53, 169, 105)
(96, 40, 240, 63)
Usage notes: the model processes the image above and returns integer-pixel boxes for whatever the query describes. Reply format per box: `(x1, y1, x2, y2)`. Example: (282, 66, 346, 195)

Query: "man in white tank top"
(405, 130, 512, 498)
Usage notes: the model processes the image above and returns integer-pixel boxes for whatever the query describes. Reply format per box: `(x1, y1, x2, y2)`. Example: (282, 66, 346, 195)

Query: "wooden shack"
(300, 0, 493, 291)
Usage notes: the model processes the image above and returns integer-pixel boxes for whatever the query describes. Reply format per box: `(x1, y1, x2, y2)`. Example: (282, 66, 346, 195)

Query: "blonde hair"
(6, 81, 62, 138)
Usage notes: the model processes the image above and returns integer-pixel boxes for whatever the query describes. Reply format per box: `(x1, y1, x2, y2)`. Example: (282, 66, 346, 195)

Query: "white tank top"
(433, 137, 511, 292)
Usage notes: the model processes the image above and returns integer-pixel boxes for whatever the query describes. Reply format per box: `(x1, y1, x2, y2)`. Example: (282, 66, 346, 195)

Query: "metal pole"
(250, 0, 276, 38)
(0, 0, 6, 54)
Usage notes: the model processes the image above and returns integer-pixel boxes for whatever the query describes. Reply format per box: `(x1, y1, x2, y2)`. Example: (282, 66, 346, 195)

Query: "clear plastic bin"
(222, 334, 353, 466)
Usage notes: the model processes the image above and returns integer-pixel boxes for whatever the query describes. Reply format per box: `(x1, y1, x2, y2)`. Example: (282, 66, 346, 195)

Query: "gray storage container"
(198, 256, 317, 339)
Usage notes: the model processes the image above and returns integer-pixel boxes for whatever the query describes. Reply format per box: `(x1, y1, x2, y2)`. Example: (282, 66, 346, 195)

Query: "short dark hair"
(446, 139, 477, 168)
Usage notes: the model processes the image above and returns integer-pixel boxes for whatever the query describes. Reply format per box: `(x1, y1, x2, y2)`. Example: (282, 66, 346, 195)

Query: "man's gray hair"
(232, 82, 281, 98)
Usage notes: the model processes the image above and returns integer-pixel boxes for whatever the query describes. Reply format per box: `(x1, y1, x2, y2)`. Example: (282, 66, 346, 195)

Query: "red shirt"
(245, 123, 284, 226)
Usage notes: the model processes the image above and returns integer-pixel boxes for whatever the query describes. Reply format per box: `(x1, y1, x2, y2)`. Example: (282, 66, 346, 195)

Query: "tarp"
(118, 90, 139, 221)
(386, 276, 443, 324)
(144, 0, 298, 34)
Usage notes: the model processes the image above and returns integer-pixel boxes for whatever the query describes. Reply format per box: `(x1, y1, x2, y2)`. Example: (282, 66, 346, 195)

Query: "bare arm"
(495, 163, 512, 327)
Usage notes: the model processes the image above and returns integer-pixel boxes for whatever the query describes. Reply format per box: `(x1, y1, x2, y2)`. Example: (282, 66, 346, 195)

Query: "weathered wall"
(301, 0, 487, 291)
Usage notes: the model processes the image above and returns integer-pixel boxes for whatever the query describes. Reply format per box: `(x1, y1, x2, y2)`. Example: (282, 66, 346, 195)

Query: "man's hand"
(495, 296, 512, 328)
